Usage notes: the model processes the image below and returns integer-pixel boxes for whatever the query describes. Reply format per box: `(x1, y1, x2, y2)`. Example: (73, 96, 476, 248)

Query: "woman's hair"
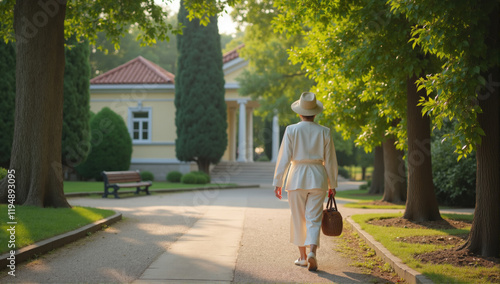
(302, 115, 315, 119)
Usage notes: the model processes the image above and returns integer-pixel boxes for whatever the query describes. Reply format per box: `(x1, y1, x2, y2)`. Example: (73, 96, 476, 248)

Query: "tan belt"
(292, 160, 324, 165)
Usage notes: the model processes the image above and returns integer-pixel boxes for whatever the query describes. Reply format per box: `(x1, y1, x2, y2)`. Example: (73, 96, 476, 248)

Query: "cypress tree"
(0, 41, 15, 168)
(175, 1, 227, 174)
(62, 36, 91, 173)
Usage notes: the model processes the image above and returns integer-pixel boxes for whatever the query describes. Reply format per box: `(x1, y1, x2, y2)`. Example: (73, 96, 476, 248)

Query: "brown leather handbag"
(322, 194, 343, 236)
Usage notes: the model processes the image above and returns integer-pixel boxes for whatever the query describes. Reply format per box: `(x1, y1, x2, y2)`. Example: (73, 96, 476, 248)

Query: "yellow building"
(89, 47, 274, 180)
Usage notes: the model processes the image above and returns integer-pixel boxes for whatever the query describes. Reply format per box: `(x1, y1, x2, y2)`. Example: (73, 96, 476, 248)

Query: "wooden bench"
(101, 171, 152, 198)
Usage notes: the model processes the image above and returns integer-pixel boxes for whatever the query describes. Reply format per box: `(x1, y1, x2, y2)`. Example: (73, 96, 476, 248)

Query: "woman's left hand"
(329, 188, 336, 197)
(275, 187, 282, 199)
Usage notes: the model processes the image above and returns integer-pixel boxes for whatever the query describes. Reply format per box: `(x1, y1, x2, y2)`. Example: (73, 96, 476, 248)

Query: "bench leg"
(112, 186, 120, 199)
(144, 186, 151, 195)
(103, 186, 109, 198)
(135, 187, 141, 195)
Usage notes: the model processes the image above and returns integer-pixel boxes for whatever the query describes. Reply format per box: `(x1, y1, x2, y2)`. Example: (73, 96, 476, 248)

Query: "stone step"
(210, 162, 276, 184)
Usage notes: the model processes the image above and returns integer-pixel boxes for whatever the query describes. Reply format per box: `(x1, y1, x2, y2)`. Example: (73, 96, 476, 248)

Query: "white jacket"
(273, 121, 338, 191)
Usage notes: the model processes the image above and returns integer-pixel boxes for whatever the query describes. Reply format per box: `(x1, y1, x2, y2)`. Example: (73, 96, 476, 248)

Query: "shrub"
(0, 167, 7, 180)
(191, 171, 210, 183)
(181, 172, 198, 184)
(75, 107, 133, 180)
(166, 171, 182, 182)
(196, 175, 208, 184)
(338, 166, 350, 179)
(432, 138, 476, 207)
(140, 171, 154, 181)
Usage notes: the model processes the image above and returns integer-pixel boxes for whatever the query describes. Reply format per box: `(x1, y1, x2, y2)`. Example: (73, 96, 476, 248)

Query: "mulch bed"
(367, 216, 500, 280)
(395, 234, 467, 246)
(367, 216, 471, 230)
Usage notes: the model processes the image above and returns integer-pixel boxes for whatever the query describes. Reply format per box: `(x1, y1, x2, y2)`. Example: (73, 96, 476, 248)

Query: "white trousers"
(287, 189, 327, 248)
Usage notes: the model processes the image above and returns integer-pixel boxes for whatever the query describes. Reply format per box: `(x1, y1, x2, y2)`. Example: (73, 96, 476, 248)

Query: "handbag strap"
(326, 194, 339, 212)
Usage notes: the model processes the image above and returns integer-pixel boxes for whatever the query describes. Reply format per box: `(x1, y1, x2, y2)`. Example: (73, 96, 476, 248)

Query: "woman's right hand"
(329, 188, 336, 197)
(275, 187, 282, 200)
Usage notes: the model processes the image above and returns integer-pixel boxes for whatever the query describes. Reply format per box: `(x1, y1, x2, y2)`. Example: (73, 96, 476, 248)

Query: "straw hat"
(291, 92, 324, 116)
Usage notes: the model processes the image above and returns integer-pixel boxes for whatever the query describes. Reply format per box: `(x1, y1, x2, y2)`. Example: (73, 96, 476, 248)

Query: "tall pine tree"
(175, 1, 227, 174)
(62, 36, 91, 176)
(0, 41, 15, 168)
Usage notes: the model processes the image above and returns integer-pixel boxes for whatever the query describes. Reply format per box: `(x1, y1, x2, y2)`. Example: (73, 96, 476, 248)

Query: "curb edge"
(346, 216, 434, 284)
(0, 212, 122, 269)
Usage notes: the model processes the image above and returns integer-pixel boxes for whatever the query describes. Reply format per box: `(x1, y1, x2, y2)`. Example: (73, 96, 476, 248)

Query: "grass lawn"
(352, 213, 499, 283)
(336, 189, 381, 201)
(63, 181, 238, 194)
(336, 189, 406, 209)
(0, 205, 115, 254)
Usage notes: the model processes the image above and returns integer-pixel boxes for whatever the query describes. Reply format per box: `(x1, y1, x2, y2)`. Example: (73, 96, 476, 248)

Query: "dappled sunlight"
(100, 267, 135, 283)
(72, 206, 108, 222)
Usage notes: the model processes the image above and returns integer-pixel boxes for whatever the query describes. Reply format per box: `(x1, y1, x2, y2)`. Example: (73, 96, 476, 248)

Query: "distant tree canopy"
(89, 18, 240, 78)
(175, 1, 228, 174)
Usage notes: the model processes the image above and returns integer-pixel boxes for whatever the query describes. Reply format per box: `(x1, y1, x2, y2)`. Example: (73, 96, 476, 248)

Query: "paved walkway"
(0, 182, 470, 283)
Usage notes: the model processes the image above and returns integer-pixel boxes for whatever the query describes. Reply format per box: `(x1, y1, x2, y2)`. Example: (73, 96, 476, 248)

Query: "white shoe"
(307, 252, 318, 271)
(294, 258, 307, 266)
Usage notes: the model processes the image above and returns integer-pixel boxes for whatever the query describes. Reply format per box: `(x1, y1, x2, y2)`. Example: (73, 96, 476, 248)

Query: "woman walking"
(273, 92, 338, 271)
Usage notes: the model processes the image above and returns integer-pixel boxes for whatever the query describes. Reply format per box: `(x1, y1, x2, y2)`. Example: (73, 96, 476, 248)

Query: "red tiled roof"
(223, 44, 245, 64)
(90, 56, 175, 84)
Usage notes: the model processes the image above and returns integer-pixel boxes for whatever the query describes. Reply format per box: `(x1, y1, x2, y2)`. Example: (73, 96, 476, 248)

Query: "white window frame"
(128, 107, 152, 143)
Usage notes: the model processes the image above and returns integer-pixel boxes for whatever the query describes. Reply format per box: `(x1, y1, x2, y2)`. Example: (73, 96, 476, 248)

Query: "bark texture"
(0, 0, 70, 207)
(368, 146, 384, 194)
(403, 75, 441, 221)
(460, 5, 500, 257)
(382, 138, 406, 203)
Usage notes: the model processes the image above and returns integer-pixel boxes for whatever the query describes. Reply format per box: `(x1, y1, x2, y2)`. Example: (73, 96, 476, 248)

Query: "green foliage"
(432, 125, 476, 207)
(232, 0, 314, 125)
(62, 36, 91, 168)
(0, 167, 7, 180)
(388, 0, 500, 158)
(0, 1, 180, 47)
(89, 23, 179, 78)
(181, 171, 210, 184)
(76, 107, 132, 180)
(175, 1, 228, 171)
(191, 171, 211, 183)
(140, 171, 155, 181)
(338, 166, 350, 179)
(272, 0, 411, 151)
(359, 180, 371, 191)
(181, 172, 198, 184)
(166, 171, 183, 183)
(0, 40, 15, 167)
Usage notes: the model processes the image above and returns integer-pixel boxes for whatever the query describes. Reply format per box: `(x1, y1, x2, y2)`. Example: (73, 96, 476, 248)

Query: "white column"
(246, 106, 254, 162)
(271, 114, 279, 162)
(237, 100, 247, 162)
(228, 107, 237, 161)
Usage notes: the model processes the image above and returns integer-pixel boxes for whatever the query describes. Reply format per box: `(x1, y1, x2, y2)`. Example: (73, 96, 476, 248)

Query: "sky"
(160, 0, 239, 35)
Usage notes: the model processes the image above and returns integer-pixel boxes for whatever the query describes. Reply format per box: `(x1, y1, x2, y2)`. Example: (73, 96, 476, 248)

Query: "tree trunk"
(369, 146, 384, 194)
(382, 138, 406, 203)
(197, 159, 211, 175)
(0, 0, 70, 207)
(460, 5, 500, 257)
(403, 75, 441, 221)
(361, 167, 367, 180)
